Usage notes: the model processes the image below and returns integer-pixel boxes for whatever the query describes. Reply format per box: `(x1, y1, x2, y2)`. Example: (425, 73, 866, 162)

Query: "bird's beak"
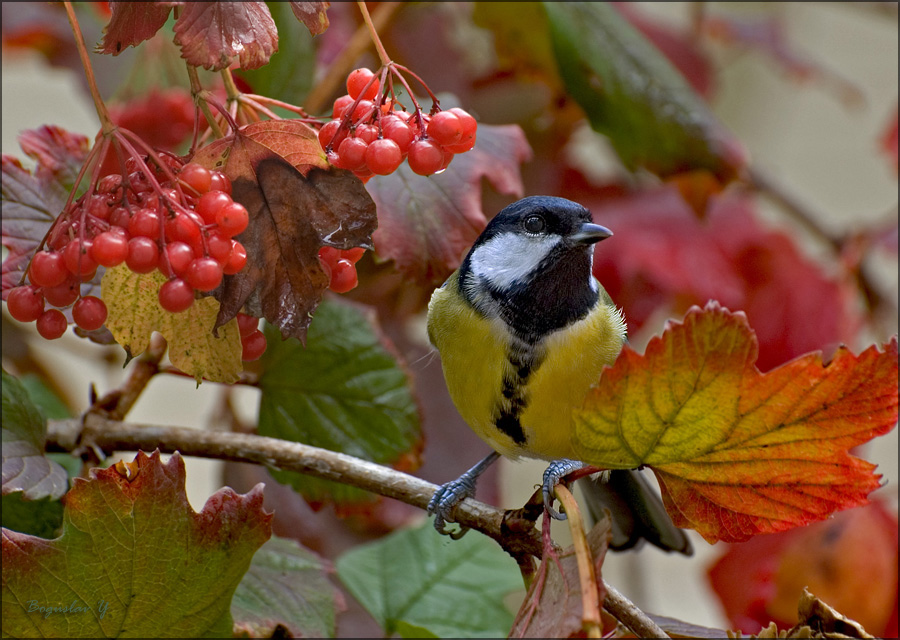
(571, 222, 613, 245)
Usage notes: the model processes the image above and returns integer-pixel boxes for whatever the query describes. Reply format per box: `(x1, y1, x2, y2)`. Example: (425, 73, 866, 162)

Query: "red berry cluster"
(6, 158, 249, 341)
(318, 246, 366, 294)
(318, 68, 477, 181)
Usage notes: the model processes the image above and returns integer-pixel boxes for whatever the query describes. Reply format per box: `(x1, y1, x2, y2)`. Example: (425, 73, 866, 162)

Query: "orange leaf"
(572, 302, 898, 543)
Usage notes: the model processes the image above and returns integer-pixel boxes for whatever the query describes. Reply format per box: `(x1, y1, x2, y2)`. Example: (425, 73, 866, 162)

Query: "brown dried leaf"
(192, 120, 377, 343)
(173, 1, 278, 71)
(290, 1, 330, 36)
(96, 1, 176, 56)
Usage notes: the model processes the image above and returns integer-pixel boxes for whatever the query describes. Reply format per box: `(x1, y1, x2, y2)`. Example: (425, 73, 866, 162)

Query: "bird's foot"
(542, 459, 586, 521)
(427, 475, 478, 539)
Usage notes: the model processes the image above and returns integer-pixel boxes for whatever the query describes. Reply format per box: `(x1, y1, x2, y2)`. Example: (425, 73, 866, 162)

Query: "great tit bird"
(426, 195, 691, 554)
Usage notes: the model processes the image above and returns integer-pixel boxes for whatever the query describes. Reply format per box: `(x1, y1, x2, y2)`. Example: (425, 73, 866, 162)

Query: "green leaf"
(335, 523, 522, 638)
(232, 535, 340, 638)
(1, 451, 272, 638)
(543, 2, 745, 181)
(18, 373, 72, 420)
(236, 1, 317, 107)
(258, 297, 421, 506)
(0, 492, 64, 539)
(1, 369, 68, 500)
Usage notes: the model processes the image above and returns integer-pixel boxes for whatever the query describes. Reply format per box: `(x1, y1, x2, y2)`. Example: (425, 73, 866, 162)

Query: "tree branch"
(44, 416, 675, 632)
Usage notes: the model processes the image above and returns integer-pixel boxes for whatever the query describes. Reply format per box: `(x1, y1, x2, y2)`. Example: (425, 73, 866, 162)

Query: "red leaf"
(17, 124, 91, 188)
(173, 1, 278, 71)
(573, 303, 898, 544)
(96, 1, 175, 56)
(708, 500, 899, 637)
(289, 1, 330, 36)
(366, 123, 532, 285)
(589, 187, 862, 370)
(192, 120, 377, 342)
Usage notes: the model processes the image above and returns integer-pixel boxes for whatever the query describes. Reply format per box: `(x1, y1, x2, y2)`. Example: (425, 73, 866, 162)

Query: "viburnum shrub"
(1, 3, 897, 640)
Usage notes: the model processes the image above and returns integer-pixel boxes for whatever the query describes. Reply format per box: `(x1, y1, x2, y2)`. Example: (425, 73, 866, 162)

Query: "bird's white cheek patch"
(470, 233, 560, 289)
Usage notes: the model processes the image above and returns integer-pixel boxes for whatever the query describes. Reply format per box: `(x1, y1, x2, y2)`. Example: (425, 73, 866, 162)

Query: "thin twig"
(304, 2, 403, 114)
(87, 334, 168, 421)
(603, 581, 670, 639)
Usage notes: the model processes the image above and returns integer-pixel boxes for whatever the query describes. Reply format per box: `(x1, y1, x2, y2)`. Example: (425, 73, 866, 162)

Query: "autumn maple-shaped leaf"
(1, 127, 102, 304)
(1, 451, 272, 639)
(366, 123, 532, 285)
(192, 119, 377, 343)
(95, 1, 174, 56)
(102, 265, 242, 383)
(174, 2, 278, 71)
(289, 1, 330, 36)
(571, 302, 898, 544)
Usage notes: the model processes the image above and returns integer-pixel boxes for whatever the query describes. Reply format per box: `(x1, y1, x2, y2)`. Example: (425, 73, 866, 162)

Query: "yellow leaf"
(102, 265, 242, 383)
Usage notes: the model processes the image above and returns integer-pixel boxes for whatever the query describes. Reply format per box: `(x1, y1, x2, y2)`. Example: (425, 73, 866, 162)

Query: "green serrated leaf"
(232, 536, 339, 638)
(259, 298, 421, 505)
(102, 265, 242, 384)
(18, 374, 72, 420)
(237, 1, 316, 107)
(1, 492, 64, 539)
(1, 451, 272, 638)
(1, 369, 68, 500)
(543, 2, 745, 181)
(336, 523, 522, 638)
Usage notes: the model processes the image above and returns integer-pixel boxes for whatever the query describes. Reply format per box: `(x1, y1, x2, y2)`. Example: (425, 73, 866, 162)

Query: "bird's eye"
(523, 215, 545, 234)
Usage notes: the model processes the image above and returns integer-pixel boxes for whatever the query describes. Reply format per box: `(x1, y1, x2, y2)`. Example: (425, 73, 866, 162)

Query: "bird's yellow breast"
(427, 272, 626, 461)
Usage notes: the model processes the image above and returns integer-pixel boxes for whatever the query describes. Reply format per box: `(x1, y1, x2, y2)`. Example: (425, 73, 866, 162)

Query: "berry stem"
(62, 1, 115, 134)
(357, 1, 392, 67)
(186, 64, 224, 140)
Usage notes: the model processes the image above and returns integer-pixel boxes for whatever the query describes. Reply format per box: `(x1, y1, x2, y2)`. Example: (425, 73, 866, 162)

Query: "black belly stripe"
(493, 342, 542, 445)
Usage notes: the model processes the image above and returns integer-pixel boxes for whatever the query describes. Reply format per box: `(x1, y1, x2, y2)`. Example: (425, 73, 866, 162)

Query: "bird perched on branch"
(426, 195, 691, 554)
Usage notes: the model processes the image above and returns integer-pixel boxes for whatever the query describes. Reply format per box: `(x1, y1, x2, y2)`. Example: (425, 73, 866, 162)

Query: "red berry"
(332, 94, 354, 120)
(450, 107, 477, 137)
(109, 207, 132, 230)
(442, 136, 476, 154)
(382, 116, 413, 154)
(355, 124, 379, 144)
(223, 241, 247, 275)
(6, 285, 44, 322)
(427, 110, 463, 146)
(36, 308, 68, 339)
(318, 246, 341, 266)
(209, 171, 232, 195)
(43, 277, 81, 308)
(179, 163, 212, 195)
(215, 202, 249, 237)
(408, 139, 445, 175)
(347, 68, 380, 101)
(342, 247, 366, 264)
(158, 278, 194, 313)
(237, 313, 259, 337)
(337, 137, 369, 171)
(352, 99, 375, 123)
(128, 208, 161, 238)
(159, 241, 194, 278)
(97, 173, 122, 194)
(365, 139, 402, 175)
(207, 232, 233, 263)
(197, 190, 232, 224)
(72, 295, 107, 331)
(318, 120, 346, 150)
(166, 212, 202, 246)
(241, 329, 267, 361)
(63, 240, 98, 276)
(90, 231, 129, 267)
(330, 259, 358, 293)
(126, 236, 160, 274)
(28, 251, 68, 288)
(185, 257, 223, 292)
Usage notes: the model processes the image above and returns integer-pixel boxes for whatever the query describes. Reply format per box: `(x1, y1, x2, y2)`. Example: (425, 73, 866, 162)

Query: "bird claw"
(428, 475, 477, 537)
(542, 459, 586, 521)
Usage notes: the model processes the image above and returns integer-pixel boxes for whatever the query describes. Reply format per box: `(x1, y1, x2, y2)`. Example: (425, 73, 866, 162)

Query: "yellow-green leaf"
(102, 265, 242, 383)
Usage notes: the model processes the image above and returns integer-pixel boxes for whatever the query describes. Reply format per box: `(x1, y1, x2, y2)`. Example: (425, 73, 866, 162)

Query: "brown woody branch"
(44, 415, 668, 637)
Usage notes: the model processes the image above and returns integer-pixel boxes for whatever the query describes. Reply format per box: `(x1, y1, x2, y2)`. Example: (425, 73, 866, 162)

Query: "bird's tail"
(578, 469, 693, 555)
